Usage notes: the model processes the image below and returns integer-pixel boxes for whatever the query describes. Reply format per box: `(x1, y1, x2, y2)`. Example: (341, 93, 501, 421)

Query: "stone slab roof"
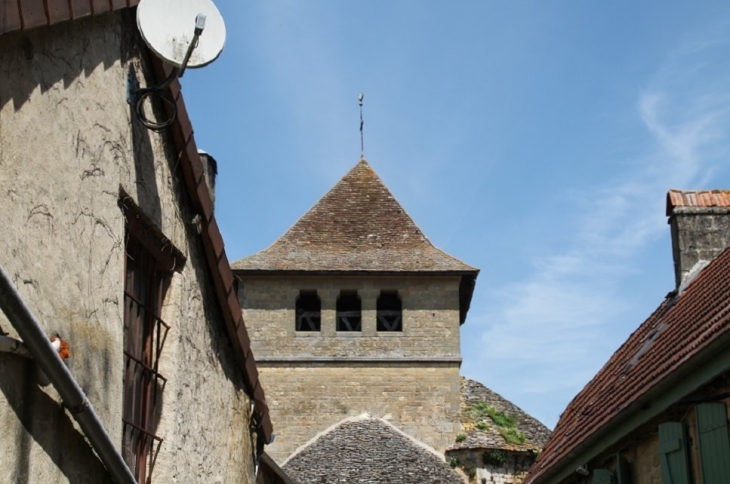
(447, 378, 551, 453)
(232, 159, 476, 275)
(283, 415, 464, 484)
(233, 159, 478, 323)
(526, 245, 730, 484)
(666, 189, 730, 215)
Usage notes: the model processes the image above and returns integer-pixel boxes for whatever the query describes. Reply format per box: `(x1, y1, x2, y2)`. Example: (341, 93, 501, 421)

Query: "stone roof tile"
(283, 416, 464, 484)
(448, 378, 551, 453)
(232, 159, 477, 274)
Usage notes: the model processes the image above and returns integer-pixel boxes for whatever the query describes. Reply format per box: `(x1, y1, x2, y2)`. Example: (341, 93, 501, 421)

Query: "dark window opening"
(122, 230, 171, 483)
(336, 291, 361, 331)
(296, 291, 321, 331)
(377, 291, 402, 331)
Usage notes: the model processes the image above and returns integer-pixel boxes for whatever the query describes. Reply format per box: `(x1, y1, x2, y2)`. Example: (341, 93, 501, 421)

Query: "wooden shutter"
(616, 454, 631, 484)
(593, 469, 614, 484)
(696, 402, 730, 484)
(658, 422, 690, 484)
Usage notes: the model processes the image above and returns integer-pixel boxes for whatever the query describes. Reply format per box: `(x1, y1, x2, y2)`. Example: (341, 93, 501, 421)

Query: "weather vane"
(358, 92, 365, 159)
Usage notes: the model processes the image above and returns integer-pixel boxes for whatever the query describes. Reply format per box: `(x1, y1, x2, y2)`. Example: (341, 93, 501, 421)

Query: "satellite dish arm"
(130, 14, 207, 131)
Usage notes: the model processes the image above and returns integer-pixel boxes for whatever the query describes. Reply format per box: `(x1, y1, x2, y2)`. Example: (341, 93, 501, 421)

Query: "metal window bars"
(122, 234, 170, 484)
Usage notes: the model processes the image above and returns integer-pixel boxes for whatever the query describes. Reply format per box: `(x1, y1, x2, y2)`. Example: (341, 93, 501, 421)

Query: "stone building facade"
(233, 159, 479, 465)
(0, 3, 275, 483)
(234, 160, 553, 483)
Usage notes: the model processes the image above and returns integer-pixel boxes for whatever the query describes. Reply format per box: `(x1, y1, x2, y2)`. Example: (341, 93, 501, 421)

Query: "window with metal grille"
(296, 291, 321, 331)
(377, 291, 402, 332)
(122, 231, 171, 482)
(336, 291, 361, 331)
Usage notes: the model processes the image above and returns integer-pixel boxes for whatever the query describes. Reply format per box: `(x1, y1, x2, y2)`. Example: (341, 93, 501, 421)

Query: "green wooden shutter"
(592, 469, 614, 484)
(658, 422, 690, 484)
(616, 454, 631, 484)
(697, 402, 730, 484)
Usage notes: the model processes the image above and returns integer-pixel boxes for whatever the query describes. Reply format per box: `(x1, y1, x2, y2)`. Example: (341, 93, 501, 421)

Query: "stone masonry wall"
(240, 275, 462, 359)
(0, 11, 256, 483)
(260, 363, 462, 463)
(447, 449, 535, 484)
(670, 208, 730, 287)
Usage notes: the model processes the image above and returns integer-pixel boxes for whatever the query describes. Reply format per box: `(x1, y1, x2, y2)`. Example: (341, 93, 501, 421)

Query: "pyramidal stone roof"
(232, 159, 477, 274)
(448, 378, 551, 453)
(282, 415, 464, 484)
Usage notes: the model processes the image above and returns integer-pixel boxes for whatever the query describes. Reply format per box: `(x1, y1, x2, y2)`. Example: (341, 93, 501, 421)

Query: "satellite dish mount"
(130, 0, 227, 130)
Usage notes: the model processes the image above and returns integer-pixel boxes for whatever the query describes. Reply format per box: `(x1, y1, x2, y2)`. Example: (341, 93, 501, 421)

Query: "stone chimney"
(666, 189, 730, 288)
(198, 150, 218, 207)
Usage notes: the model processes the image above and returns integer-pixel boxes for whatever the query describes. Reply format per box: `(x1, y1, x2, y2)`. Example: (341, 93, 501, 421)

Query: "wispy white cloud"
(468, 20, 730, 428)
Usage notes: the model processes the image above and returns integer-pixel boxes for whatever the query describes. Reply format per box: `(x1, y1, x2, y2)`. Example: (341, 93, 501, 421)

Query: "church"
(233, 159, 550, 483)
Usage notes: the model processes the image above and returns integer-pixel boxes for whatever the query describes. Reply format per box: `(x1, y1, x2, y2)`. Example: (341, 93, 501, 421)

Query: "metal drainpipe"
(0, 264, 137, 484)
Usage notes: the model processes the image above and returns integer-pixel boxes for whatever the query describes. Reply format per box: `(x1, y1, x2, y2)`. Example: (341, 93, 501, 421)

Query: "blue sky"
(182, 1, 730, 429)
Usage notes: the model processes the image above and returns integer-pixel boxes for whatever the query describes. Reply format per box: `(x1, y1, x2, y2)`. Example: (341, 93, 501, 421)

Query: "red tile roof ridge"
(526, 245, 730, 484)
(666, 188, 730, 215)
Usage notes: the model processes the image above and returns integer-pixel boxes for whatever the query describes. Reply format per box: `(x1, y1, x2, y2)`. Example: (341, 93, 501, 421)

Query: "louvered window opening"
(336, 291, 361, 331)
(296, 291, 321, 331)
(123, 234, 170, 483)
(377, 291, 402, 332)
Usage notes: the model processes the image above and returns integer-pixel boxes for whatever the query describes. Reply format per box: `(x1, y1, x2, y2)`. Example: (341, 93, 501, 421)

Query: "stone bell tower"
(232, 159, 479, 463)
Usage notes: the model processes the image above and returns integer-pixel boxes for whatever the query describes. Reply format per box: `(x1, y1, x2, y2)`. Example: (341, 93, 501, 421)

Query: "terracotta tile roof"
(666, 189, 730, 215)
(526, 246, 730, 484)
(447, 378, 551, 453)
(0, 0, 138, 35)
(233, 159, 477, 274)
(282, 415, 464, 484)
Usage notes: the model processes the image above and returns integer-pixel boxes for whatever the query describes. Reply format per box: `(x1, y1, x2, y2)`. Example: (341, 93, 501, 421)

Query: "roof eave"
(527, 329, 730, 484)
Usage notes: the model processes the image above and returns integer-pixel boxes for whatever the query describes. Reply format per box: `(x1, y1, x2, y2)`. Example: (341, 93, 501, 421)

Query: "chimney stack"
(666, 189, 730, 288)
(198, 150, 218, 208)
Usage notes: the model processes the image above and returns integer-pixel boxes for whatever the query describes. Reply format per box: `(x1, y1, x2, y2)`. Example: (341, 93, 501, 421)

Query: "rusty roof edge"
(526, 329, 730, 484)
(146, 56, 272, 443)
(0, 0, 140, 36)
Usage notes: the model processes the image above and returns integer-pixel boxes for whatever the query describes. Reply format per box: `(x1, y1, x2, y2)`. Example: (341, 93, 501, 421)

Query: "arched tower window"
(336, 290, 361, 331)
(296, 291, 321, 331)
(377, 291, 402, 332)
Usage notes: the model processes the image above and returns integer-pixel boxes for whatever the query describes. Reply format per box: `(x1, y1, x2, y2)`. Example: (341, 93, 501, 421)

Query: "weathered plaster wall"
(240, 275, 462, 359)
(259, 363, 461, 463)
(0, 11, 256, 483)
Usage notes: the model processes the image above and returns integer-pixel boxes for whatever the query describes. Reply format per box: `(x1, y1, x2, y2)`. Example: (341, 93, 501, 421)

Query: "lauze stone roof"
(282, 416, 464, 484)
(526, 246, 730, 484)
(232, 159, 477, 274)
(448, 378, 551, 453)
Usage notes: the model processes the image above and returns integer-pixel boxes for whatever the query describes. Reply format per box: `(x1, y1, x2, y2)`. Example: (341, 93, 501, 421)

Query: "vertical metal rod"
(359, 92, 365, 159)
(0, 264, 137, 484)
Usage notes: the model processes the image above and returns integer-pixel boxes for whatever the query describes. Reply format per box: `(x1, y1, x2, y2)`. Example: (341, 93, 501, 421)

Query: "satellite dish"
(137, 0, 226, 68)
